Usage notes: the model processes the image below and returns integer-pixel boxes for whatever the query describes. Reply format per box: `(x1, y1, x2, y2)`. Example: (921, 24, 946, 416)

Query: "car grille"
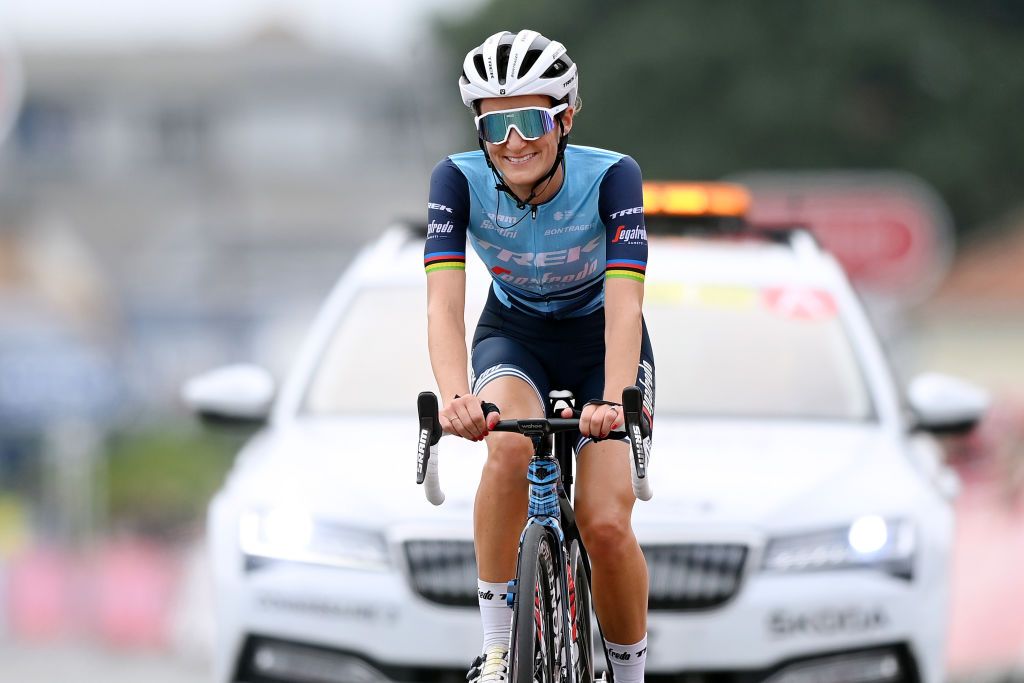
(404, 540, 480, 607)
(644, 543, 748, 610)
(403, 540, 748, 610)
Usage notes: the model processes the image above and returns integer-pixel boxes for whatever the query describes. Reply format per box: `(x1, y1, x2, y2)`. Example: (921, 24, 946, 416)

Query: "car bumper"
(647, 570, 944, 683)
(221, 564, 942, 683)
(230, 560, 481, 670)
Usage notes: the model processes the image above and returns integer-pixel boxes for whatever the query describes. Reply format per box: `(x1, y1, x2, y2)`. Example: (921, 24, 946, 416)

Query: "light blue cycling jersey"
(425, 144, 648, 319)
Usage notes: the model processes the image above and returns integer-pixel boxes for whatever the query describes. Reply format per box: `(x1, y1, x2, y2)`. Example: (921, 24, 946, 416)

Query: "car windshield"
(643, 282, 874, 420)
(302, 282, 874, 421)
(302, 286, 436, 415)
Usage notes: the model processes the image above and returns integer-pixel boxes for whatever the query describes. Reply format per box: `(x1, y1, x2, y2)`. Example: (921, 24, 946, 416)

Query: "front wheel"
(510, 524, 560, 683)
(570, 539, 594, 683)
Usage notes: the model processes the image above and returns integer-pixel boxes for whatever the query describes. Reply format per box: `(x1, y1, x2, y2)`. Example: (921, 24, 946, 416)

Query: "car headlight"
(240, 508, 390, 571)
(762, 516, 915, 579)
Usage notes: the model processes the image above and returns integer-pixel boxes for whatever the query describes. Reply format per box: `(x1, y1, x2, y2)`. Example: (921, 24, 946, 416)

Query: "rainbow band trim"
(425, 251, 466, 274)
(606, 259, 646, 282)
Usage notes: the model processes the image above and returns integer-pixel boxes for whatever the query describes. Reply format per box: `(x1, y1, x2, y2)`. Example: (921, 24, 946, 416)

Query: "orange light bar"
(643, 181, 751, 217)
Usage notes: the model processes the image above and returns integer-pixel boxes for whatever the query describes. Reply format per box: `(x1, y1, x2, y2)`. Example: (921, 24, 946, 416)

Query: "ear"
(560, 106, 574, 135)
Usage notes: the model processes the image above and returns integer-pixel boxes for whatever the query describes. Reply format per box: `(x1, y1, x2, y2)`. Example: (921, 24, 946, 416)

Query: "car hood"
(631, 419, 919, 535)
(227, 414, 917, 538)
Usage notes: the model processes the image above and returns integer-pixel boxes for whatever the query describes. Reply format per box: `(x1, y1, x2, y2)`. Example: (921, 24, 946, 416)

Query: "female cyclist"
(425, 29, 654, 683)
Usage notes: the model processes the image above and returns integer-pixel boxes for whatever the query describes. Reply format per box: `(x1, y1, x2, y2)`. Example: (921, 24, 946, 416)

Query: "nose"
(504, 127, 528, 150)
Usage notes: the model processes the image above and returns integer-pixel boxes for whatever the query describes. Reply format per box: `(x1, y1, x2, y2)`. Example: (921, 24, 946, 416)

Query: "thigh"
(573, 439, 636, 521)
(477, 375, 544, 420)
(475, 353, 546, 472)
(574, 319, 656, 451)
(471, 333, 550, 414)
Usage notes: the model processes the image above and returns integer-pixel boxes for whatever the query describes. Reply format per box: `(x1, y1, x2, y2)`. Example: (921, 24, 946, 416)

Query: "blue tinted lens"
(478, 108, 555, 143)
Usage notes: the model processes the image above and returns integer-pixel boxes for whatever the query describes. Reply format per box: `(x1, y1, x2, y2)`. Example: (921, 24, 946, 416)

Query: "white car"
(187, 223, 986, 683)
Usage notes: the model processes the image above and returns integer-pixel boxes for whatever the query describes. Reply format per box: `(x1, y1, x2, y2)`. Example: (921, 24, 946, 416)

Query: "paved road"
(0, 641, 210, 683)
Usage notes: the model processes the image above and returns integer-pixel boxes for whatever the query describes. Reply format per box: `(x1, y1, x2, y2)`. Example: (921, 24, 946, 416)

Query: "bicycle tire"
(510, 524, 560, 683)
(570, 539, 594, 683)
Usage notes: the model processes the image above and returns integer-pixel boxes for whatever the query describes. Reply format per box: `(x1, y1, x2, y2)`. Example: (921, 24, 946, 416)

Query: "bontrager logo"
(427, 202, 453, 214)
(544, 224, 592, 236)
(609, 206, 644, 219)
(612, 225, 647, 243)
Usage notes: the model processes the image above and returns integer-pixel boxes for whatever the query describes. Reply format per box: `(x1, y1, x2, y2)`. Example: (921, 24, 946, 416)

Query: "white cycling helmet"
(458, 29, 578, 110)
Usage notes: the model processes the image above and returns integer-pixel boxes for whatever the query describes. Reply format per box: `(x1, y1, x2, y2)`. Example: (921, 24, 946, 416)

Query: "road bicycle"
(416, 386, 652, 683)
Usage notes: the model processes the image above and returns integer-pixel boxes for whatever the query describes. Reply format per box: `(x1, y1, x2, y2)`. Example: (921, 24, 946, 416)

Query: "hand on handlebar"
(417, 387, 651, 504)
(440, 393, 500, 441)
(561, 400, 624, 440)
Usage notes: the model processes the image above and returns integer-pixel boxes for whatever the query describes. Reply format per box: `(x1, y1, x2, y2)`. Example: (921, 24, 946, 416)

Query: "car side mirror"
(182, 364, 276, 427)
(907, 372, 989, 435)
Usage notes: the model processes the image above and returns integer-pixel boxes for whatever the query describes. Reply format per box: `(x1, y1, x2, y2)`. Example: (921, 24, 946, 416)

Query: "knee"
(577, 510, 633, 560)
(481, 434, 533, 484)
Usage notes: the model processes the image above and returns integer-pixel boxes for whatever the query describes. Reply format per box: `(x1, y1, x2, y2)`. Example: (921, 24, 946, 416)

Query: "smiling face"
(478, 94, 574, 203)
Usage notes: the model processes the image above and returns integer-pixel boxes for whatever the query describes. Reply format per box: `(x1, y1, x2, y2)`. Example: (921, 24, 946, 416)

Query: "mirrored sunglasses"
(474, 104, 568, 145)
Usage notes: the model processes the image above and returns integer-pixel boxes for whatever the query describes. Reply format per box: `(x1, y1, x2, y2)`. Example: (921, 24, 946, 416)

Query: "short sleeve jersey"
(424, 144, 648, 319)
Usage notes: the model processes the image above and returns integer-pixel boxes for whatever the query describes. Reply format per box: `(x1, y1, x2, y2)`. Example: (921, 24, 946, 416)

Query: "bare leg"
(573, 439, 648, 643)
(474, 377, 544, 582)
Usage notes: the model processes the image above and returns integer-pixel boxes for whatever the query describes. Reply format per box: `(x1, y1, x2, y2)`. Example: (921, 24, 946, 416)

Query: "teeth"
(505, 153, 537, 165)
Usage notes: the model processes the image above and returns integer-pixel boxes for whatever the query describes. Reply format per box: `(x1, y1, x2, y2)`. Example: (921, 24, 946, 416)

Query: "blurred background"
(0, 0, 1021, 681)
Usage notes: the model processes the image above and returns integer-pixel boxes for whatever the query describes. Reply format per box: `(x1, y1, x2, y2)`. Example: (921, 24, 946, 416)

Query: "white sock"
(604, 634, 648, 683)
(478, 579, 512, 650)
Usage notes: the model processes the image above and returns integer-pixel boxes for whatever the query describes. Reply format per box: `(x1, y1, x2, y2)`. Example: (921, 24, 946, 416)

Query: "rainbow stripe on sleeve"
(606, 259, 646, 282)
(424, 251, 466, 274)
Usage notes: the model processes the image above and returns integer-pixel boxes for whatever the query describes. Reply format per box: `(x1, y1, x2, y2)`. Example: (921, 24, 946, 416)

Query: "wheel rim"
(531, 537, 558, 683)
(571, 544, 593, 683)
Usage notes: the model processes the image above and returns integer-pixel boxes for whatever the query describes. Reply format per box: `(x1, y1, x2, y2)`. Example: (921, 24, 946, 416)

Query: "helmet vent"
(517, 49, 542, 79)
(496, 44, 512, 85)
(542, 59, 569, 79)
(472, 54, 487, 81)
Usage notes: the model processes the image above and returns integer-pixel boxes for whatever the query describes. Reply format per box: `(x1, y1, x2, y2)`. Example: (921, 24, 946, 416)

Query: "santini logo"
(612, 225, 647, 243)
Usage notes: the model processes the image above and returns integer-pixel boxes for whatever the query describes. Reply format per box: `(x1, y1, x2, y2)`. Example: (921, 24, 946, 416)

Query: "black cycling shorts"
(470, 288, 655, 451)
